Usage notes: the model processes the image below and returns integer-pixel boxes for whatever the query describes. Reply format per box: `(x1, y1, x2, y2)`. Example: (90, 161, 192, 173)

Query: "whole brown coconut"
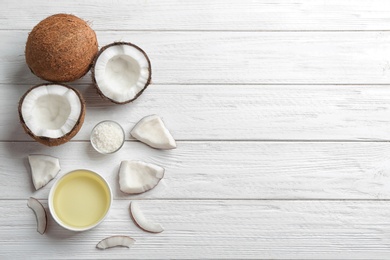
(25, 14, 98, 82)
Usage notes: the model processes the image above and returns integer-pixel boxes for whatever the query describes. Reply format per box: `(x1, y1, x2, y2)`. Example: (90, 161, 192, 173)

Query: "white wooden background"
(2, 0, 390, 259)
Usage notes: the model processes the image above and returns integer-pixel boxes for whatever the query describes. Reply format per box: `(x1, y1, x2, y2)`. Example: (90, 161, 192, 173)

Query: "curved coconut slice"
(28, 154, 60, 190)
(27, 197, 47, 235)
(131, 115, 176, 150)
(92, 42, 151, 104)
(96, 236, 135, 250)
(130, 201, 164, 233)
(119, 160, 164, 194)
(18, 83, 86, 146)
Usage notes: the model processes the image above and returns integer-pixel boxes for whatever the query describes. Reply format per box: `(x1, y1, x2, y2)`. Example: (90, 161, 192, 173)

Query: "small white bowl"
(90, 120, 125, 154)
(48, 169, 112, 232)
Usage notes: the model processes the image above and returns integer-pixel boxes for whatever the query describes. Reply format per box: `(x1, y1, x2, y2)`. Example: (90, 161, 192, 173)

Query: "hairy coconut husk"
(25, 14, 98, 82)
(18, 83, 86, 146)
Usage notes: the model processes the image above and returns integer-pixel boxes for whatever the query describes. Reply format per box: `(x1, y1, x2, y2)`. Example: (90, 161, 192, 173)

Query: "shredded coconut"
(91, 121, 124, 154)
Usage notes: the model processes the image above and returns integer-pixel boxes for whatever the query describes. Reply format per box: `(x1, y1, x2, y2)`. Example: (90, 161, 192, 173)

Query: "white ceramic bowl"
(48, 169, 112, 232)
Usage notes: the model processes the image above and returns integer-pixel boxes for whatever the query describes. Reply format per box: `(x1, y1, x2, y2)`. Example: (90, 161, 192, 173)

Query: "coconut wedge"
(28, 154, 60, 190)
(119, 160, 164, 194)
(18, 83, 86, 146)
(92, 42, 151, 104)
(130, 201, 164, 233)
(131, 115, 176, 150)
(27, 197, 47, 235)
(96, 236, 135, 250)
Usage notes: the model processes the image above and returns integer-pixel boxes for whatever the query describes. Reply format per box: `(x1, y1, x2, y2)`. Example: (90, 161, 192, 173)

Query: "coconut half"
(92, 42, 151, 104)
(18, 83, 86, 146)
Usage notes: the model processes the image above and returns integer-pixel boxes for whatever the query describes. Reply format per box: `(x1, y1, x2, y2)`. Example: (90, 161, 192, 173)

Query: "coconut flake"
(119, 160, 164, 194)
(96, 236, 135, 250)
(28, 154, 60, 190)
(27, 197, 47, 235)
(130, 201, 164, 233)
(90, 121, 125, 154)
(131, 115, 176, 150)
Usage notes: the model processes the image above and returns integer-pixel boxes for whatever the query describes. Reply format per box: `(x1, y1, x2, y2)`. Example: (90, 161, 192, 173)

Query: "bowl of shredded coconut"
(90, 120, 125, 154)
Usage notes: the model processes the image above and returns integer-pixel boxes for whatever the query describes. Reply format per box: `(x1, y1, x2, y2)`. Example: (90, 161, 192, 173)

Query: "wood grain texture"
(3, 141, 390, 200)
(2, 199, 390, 259)
(2, 31, 390, 85)
(2, 1, 390, 259)
(2, 0, 390, 31)
(4, 84, 390, 141)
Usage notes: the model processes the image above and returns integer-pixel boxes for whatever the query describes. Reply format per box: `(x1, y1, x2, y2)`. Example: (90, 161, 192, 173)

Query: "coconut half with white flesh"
(119, 160, 164, 194)
(92, 42, 151, 104)
(18, 83, 86, 146)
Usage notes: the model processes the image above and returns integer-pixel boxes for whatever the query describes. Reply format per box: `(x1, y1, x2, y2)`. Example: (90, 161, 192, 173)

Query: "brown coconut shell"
(91, 42, 152, 105)
(18, 83, 86, 146)
(25, 14, 98, 82)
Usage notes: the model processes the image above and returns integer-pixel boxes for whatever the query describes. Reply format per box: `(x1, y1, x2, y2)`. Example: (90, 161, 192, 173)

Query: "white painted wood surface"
(3, 31, 390, 85)
(2, 1, 390, 259)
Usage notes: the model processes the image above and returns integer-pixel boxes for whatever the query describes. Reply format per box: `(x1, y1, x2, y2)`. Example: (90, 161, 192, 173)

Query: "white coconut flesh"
(96, 235, 135, 250)
(21, 84, 82, 138)
(131, 115, 176, 150)
(119, 160, 164, 194)
(130, 201, 164, 233)
(27, 197, 47, 235)
(28, 154, 61, 190)
(94, 44, 150, 103)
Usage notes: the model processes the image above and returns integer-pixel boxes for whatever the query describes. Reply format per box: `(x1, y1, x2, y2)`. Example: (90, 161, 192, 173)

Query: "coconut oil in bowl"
(48, 169, 112, 232)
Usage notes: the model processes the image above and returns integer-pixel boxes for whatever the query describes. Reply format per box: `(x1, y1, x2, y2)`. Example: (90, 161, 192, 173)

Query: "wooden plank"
(2, 199, 390, 259)
(3, 84, 390, 141)
(2, 0, 390, 31)
(3, 141, 390, 200)
(2, 31, 390, 85)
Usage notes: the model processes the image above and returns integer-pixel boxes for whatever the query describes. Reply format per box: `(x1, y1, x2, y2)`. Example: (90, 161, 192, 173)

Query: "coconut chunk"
(28, 154, 60, 190)
(96, 236, 135, 250)
(130, 201, 164, 233)
(131, 115, 176, 150)
(119, 160, 164, 194)
(92, 42, 151, 104)
(18, 83, 86, 146)
(27, 197, 47, 235)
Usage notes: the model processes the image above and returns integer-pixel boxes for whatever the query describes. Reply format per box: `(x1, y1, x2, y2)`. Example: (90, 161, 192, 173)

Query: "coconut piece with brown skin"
(130, 201, 164, 233)
(96, 236, 135, 250)
(27, 197, 47, 235)
(92, 42, 152, 104)
(25, 14, 98, 82)
(119, 160, 164, 194)
(28, 154, 61, 190)
(18, 83, 86, 146)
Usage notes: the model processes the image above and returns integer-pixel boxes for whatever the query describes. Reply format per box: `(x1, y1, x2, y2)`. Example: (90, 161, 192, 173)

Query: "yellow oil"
(53, 170, 111, 228)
